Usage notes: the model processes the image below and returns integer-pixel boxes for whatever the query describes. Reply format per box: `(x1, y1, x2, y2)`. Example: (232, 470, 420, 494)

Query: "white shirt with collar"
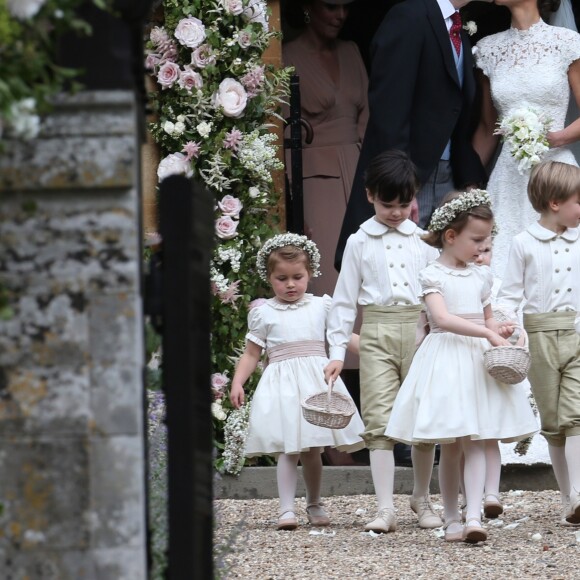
(437, 0, 459, 33)
(498, 222, 580, 315)
(327, 217, 439, 361)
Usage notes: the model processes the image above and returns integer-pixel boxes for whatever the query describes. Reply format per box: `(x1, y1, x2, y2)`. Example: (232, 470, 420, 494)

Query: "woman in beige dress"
(283, 0, 369, 298)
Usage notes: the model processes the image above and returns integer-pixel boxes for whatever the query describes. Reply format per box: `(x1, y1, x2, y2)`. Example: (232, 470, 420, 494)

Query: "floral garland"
(256, 233, 321, 282)
(0, 0, 109, 141)
(428, 189, 493, 233)
(147, 0, 291, 473)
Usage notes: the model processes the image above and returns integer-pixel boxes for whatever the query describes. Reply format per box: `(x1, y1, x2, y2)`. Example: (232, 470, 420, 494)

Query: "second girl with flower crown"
(385, 190, 537, 543)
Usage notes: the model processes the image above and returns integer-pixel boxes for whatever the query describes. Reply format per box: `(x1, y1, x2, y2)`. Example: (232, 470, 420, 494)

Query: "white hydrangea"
(216, 246, 243, 272)
(210, 267, 230, 294)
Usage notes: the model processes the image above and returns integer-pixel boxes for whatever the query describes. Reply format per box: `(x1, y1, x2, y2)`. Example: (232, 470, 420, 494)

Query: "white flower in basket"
(494, 105, 551, 175)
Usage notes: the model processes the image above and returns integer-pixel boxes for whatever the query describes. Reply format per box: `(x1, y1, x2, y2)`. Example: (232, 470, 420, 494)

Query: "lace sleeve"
(474, 36, 494, 77)
(560, 28, 580, 69)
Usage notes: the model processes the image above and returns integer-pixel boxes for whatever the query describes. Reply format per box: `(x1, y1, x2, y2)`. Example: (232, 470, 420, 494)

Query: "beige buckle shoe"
(364, 508, 397, 533)
(306, 503, 330, 527)
(277, 510, 298, 531)
(409, 496, 443, 529)
(483, 493, 504, 519)
(463, 518, 488, 543)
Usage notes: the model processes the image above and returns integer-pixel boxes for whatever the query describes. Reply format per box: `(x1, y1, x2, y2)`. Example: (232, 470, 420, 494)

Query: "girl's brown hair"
(422, 191, 494, 249)
(266, 245, 312, 278)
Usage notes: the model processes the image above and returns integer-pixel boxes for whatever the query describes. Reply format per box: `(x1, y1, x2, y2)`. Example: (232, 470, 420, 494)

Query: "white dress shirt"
(498, 222, 580, 315)
(327, 217, 439, 361)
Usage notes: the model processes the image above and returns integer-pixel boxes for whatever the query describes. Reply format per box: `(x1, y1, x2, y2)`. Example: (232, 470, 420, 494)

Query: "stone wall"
(0, 91, 147, 578)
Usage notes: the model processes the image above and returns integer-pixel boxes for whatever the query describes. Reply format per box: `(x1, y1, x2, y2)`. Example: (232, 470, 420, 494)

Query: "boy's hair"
(528, 161, 580, 212)
(364, 150, 419, 203)
(266, 246, 311, 278)
(422, 190, 494, 249)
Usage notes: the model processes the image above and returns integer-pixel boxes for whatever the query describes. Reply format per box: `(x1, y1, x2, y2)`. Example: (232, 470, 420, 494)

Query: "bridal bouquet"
(494, 105, 551, 175)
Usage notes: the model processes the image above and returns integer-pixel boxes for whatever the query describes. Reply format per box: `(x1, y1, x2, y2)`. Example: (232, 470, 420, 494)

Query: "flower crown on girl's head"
(428, 189, 497, 233)
(256, 233, 321, 282)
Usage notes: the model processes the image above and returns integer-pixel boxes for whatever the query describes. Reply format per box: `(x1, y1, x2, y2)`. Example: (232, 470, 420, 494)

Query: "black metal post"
(159, 175, 214, 579)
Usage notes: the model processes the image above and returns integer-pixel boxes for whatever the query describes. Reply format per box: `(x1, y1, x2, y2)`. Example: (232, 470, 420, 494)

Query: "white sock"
(565, 435, 580, 497)
(369, 449, 395, 511)
(438, 440, 461, 523)
(549, 443, 570, 501)
(462, 438, 486, 523)
(411, 445, 435, 500)
(484, 440, 502, 498)
(277, 453, 300, 516)
(300, 447, 323, 508)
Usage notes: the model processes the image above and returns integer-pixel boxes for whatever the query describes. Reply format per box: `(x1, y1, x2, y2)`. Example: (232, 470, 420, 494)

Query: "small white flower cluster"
(222, 403, 251, 475)
(494, 105, 551, 175)
(238, 131, 283, 183)
(211, 267, 231, 294)
(211, 398, 228, 421)
(428, 189, 493, 233)
(256, 233, 321, 282)
(215, 246, 243, 272)
(463, 20, 477, 36)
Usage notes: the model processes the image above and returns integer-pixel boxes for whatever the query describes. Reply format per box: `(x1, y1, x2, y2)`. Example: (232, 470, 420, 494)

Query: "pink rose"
(218, 195, 243, 218)
(174, 17, 206, 49)
(211, 372, 230, 400)
(178, 66, 204, 91)
(214, 78, 248, 119)
(191, 44, 216, 69)
(242, 0, 268, 31)
(215, 216, 239, 240)
(249, 298, 267, 310)
(157, 61, 181, 89)
(222, 0, 244, 15)
(145, 53, 161, 71)
(237, 29, 253, 49)
(157, 152, 193, 181)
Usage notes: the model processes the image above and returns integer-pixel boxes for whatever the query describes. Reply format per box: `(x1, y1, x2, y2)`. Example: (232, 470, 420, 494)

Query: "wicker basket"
(301, 379, 356, 429)
(483, 330, 530, 385)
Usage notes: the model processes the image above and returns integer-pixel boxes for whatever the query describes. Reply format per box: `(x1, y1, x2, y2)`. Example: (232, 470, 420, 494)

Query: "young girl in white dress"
(385, 191, 537, 543)
(229, 233, 364, 531)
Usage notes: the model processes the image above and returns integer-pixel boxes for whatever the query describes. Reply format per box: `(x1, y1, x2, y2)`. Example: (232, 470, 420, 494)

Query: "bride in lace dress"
(473, 0, 580, 276)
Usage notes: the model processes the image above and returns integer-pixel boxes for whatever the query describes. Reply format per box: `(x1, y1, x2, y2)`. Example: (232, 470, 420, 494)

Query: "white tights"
(277, 448, 323, 516)
(549, 435, 580, 503)
(411, 445, 436, 500)
(370, 449, 395, 511)
(440, 437, 486, 524)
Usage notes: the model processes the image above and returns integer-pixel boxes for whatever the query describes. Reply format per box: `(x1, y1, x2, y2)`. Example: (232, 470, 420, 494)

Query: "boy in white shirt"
(325, 150, 441, 532)
(498, 160, 580, 525)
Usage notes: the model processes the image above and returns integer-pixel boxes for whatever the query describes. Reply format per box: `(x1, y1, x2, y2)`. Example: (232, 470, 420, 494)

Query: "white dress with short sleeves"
(244, 294, 365, 457)
(475, 20, 580, 276)
(385, 262, 537, 444)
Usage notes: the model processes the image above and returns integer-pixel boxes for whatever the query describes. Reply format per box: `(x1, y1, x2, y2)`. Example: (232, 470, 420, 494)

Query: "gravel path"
(215, 491, 580, 579)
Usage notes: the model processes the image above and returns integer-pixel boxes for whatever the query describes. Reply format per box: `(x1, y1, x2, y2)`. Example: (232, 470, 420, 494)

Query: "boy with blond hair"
(499, 160, 580, 525)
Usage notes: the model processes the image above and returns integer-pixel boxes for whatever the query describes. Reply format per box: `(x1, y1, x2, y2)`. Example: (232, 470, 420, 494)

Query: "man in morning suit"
(335, 0, 489, 268)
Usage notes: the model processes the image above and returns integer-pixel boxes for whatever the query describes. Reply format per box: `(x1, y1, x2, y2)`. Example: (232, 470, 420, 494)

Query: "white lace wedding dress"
(475, 20, 580, 276)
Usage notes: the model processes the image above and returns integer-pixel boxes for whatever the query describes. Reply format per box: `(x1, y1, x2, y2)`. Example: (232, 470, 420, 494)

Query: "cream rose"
(157, 152, 193, 181)
(191, 44, 216, 69)
(215, 216, 239, 240)
(174, 17, 206, 49)
(214, 78, 248, 119)
(218, 195, 243, 218)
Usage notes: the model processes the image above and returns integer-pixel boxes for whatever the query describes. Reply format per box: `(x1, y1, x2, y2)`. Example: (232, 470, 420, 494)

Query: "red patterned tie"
(450, 11, 462, 57)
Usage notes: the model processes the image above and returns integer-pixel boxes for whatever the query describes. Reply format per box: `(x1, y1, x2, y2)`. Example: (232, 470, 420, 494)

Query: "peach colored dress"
(283, 37, 369, 299)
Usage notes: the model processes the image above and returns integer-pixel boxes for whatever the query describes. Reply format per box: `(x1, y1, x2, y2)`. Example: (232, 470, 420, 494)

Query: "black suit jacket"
(335, 0, 487, 268)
